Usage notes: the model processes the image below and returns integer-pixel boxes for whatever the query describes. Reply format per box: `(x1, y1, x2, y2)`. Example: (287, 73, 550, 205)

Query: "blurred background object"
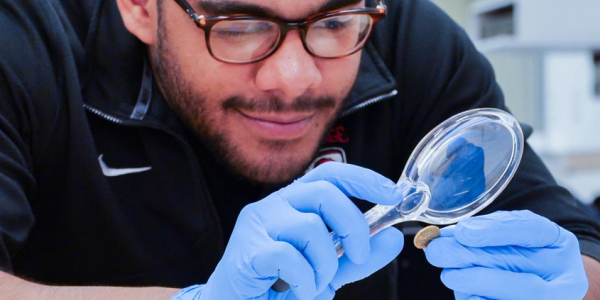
(430, 0, 600, 204)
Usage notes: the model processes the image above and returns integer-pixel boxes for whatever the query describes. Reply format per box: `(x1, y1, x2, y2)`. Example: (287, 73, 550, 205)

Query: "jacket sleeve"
(377, 0, 600, 260)
(0, 0, 65, 272)
(0, 60, 37, 273)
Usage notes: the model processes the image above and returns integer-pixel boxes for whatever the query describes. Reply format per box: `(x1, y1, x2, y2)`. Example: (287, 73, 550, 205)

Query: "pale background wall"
(429, 0, 600, 203)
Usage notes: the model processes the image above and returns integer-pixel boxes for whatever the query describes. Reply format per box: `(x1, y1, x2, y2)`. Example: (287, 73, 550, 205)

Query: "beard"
(149, 17, 350, 184)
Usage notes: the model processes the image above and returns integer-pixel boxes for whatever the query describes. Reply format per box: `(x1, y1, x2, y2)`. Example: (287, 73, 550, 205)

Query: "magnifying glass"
(272, 108, 524, 292)
(330, 107, 524, 256)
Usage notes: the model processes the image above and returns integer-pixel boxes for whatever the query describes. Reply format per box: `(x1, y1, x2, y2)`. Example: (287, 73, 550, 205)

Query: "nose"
(254, 31, 322, 100)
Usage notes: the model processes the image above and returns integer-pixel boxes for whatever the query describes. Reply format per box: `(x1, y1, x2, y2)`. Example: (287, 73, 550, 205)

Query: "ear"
(116, 0, 157, 45)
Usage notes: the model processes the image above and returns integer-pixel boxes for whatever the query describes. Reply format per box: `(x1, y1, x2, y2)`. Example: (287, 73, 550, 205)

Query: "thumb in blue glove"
(312, 227, 403, 300)
(425, 210, 588, 300)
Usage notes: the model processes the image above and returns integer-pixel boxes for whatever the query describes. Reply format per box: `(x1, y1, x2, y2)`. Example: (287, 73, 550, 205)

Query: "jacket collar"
(345, 43, 397, 113)
(81, 0, 398, 121)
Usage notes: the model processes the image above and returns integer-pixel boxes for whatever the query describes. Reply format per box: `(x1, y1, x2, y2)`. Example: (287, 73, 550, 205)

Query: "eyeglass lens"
(306, 14, 373, 58)
(209, 14, 374, 63)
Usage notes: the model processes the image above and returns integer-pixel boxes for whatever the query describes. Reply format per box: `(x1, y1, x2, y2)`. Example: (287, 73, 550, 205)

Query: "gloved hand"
(171, 162, 405, 300)
(424, 210, 588, 300)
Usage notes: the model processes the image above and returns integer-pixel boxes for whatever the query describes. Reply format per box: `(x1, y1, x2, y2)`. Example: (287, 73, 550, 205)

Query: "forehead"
(194, 0, 365, 20)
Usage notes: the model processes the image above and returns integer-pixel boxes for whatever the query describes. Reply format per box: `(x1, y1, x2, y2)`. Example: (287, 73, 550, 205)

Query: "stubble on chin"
(217, 119, 338, 184)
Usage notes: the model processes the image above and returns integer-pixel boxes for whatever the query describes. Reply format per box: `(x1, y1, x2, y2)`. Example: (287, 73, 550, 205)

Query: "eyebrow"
(195, 0, 365, 20)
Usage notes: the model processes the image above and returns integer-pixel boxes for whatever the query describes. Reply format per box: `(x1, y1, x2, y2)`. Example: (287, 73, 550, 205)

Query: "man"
(0, 0, 599, 298)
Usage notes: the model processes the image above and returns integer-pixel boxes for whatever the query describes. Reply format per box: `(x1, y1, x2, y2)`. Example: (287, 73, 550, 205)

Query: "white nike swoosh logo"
(98, 154, 152, 177)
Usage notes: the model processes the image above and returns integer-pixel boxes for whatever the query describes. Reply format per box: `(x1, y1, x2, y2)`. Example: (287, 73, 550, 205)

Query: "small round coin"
(414, 225, 441, 249)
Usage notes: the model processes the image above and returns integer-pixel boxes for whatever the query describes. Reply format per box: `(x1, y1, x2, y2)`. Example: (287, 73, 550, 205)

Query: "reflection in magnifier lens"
(427, 136, 486, 212)
(425, 123, 514, 214)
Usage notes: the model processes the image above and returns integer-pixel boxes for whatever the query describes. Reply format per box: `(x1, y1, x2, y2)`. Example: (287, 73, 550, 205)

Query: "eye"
(212, 21, 276, 38)
(324, 19, 345, 29)
(312, 15, 356, 31)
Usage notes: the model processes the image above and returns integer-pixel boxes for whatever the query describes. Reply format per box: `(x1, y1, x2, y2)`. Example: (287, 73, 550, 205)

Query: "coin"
(414, 225, 441, 249)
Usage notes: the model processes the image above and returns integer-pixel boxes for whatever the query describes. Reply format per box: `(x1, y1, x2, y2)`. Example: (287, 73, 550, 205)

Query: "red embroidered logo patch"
(326, 126, 350, 144)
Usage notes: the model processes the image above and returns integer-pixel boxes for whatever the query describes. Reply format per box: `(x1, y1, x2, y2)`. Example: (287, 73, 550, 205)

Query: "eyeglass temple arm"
(173, 0, 203, 23)
(174, 0, 386, 18)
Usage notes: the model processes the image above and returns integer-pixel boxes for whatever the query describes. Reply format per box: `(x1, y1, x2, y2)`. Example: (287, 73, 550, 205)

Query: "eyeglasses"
(173, 0, 387, 64)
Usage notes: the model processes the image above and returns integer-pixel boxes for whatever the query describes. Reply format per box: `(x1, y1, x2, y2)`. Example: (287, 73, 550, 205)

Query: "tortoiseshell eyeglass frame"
(172, 0, 387, 63)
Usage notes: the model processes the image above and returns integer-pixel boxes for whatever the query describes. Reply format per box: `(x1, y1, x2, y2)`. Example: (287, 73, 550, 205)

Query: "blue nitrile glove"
(171, 162, 405, 300)
(424, 210, 588, 300)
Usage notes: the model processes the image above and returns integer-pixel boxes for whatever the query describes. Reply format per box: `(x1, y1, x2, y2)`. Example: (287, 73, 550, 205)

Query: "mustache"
(222, 96, 336, 113)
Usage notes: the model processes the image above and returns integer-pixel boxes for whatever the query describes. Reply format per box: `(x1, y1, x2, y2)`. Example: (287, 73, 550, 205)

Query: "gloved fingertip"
(345, 242, 370, 265)
(314, 285, 336, 300)
(422, 240, 436, 255)
(372, 180, 405, 206)
(372, 227, 404, 255)
(395, 181, 409, 196)
(440, 268, 461, 287)
(422, 239, 448, 267)
(440, 225, 456, 237)
(392, 187, 406, 205)
(453, 218, 492, 246)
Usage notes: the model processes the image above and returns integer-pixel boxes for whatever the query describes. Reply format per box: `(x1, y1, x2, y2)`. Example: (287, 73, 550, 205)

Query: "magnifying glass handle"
(272, 185, 429, 293)
(331, 204, 401, 257)
(271, 205, 404, 292)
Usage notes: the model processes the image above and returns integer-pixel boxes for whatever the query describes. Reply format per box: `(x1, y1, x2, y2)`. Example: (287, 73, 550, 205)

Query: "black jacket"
(1, 0, 599, 299)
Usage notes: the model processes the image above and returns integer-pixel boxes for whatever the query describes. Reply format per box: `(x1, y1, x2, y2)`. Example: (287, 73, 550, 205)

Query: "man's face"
(149, 0, 364, 183)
